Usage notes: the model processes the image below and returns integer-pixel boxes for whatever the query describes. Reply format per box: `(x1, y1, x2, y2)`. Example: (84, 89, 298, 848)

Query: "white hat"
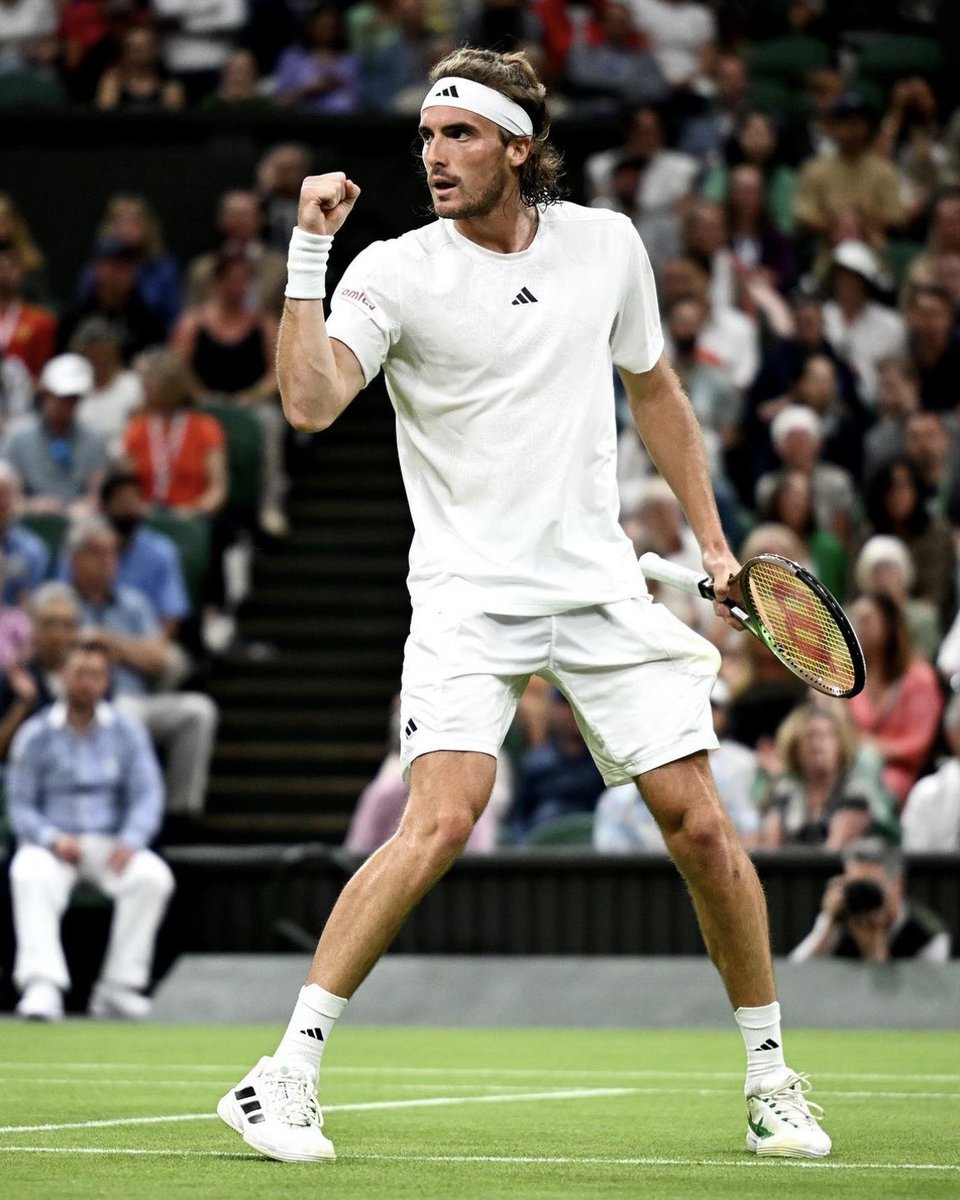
(771, 404, 823, 448)
(39, 353, 94, 398)
(831, 239, 881, 286)
(855, 534, 915, 592)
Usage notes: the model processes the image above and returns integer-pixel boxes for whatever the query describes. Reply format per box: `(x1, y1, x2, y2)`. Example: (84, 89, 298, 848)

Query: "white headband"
(421, 76, 534, 138)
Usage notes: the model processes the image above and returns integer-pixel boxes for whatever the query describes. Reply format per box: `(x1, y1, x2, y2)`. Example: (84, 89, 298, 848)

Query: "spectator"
(59, 237, 167, 363)
(1, 353, 108, 515)
(760, 469, 847, 601)
(345, 695, 513, 854)
(901, 694, 960, 852)
(0, 461, 49, 604)
(628, 0, 716, 95)
(102, 471, 190, 630)
(594, 679, 760, 851)
(702, 111, 797, 237)
(95, 23, 185, 111)
(821, 240, 906, 409)
(0, 193, 46, 303)
(794, 93, 903, 249)
(759, 705, 881, 850)
(905, 284, 960, 413)
(848, 593, 943, 809)
(123, 347, 226, 519)
(787, 352, 866, 481)
(0, 581, 78, 761)
(789, 837, 951, 962)
(622, 476, 703, 625)
(863, 357, 920, 483)
(58, 0, 142, 105)
(756, 405, 859, 545)
(256, 143, 311, 252)
(903, 189, 960, 297)
(874, 77, 949, 228)
(586, 106, 698, 275)
(903, 410, 960, 524)
(508, 690, 605, 842)
(853, 535, 939, 663)
(7, 637, 174, 1020)
(274, 5, 359, 115)
(71, 316, 144, 448)
(864, 457, 956, 635)
(0, 0, 56, 71)
(666, 292, 739, 462)
(172, 251, 287, 538)
(76, 195, 181, 334)
(458, 0, 539, 55)
(677, 53, 748, 163)
(725, 164, 796, 294)
(795, 67, 844, 162)
(201, 47, 272, 112)
(660, 256, 758, 390)
(0, 239, 56, 379)
(564, 1, 666, 114)
(66, 516, 218, 817)
(149, 0, 249, 102)
(186, 189, 287, 317)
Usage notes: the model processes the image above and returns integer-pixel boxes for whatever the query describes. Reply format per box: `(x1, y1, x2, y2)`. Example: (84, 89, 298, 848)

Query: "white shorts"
(399, 596, 721, 786)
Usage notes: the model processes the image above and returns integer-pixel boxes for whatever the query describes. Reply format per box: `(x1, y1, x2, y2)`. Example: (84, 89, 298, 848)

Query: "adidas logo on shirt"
(436, 84, 459, 97)
(511, 287, 538, 305)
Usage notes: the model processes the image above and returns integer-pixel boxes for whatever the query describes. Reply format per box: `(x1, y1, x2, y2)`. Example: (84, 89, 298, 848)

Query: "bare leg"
(306, 750, 496, 997)
(637, 751, 776, 1008)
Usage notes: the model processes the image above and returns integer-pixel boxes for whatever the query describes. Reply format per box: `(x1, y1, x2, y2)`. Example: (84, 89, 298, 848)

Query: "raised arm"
(619, 354, 740, 622)
(278, 172, 367, 433)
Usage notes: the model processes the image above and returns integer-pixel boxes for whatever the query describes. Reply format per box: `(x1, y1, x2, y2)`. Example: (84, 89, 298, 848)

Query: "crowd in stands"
(3, 2, 960, 1005)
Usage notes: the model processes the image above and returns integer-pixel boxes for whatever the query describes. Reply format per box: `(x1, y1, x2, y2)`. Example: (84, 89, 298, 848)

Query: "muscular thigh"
(401, 750, 498, 834)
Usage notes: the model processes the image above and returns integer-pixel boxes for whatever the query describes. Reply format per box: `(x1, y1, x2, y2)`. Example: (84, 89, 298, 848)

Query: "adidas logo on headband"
(436, 84, 459, 98)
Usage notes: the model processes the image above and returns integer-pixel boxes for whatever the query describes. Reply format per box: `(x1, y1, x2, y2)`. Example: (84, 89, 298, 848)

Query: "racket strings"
(744, 561, 857, 695)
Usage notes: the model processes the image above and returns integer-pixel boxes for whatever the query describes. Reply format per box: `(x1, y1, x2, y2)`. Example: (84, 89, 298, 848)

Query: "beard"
(431, 164, 514, 219)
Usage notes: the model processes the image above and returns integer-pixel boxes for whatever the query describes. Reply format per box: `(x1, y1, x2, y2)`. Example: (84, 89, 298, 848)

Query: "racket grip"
(639, 552, 714, 599)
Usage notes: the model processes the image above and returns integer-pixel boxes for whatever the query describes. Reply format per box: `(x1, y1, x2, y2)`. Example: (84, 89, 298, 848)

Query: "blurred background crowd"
(2, 0, 960, 898)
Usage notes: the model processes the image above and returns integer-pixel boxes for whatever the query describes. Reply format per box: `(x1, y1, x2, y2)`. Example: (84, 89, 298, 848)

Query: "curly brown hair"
(428, 47, 565, 208)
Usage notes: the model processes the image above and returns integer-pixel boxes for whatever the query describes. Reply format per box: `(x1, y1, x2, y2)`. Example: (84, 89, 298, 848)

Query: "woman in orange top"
(849, 593, 944, 809)
(124, 347, 226, 515)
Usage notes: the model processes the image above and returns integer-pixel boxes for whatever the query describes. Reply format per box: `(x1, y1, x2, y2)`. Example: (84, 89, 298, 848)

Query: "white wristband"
(285, 227, 333, 300)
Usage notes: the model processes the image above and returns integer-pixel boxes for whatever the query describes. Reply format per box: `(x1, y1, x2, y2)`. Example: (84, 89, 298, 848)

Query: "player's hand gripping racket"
(638, 552, 866, 699)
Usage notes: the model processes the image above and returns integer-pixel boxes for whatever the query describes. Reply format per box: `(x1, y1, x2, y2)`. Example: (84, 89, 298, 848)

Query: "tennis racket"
(638, 551, 866, 699)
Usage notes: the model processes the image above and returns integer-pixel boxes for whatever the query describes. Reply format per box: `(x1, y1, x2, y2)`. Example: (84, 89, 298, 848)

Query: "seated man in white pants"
(6, 638, 174, 1020)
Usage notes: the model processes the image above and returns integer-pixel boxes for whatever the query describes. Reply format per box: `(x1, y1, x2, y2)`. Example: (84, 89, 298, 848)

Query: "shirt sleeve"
(325, 241, 402, 386)
(6, 721, 57, 847)
(116, 715, 165, 848)
(609, 220, 665, 374)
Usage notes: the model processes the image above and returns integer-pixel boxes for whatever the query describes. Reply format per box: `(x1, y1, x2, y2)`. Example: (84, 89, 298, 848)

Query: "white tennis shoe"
(745, 1068, 831, 1158)
(217, 1056, 335, 1163)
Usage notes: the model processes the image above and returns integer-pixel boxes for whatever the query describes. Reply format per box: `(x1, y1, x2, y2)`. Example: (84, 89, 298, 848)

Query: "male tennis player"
(218, 47, 830, 1164)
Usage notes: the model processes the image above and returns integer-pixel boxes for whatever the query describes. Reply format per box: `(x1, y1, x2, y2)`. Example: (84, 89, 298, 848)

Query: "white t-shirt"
(629, 0, 716, 86)
(326, 202, 664, 615)
(822, 299, 907, 407)
(78, 370, 144, 445)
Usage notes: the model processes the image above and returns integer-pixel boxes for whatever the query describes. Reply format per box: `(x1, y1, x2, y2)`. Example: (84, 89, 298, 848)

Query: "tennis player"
(218, 47, 830, 1164)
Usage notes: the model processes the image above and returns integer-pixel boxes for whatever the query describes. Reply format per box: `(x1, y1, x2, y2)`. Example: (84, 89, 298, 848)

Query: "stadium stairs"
(189, 385, 412, 844)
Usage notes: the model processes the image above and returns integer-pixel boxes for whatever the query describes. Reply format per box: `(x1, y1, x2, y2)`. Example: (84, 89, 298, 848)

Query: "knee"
(401, 805, 477, 864)
(124, 853, 176, 901)
(10, 845, 59, 886)
(181, 693, 218, 732)
(666, 804, 735, 877)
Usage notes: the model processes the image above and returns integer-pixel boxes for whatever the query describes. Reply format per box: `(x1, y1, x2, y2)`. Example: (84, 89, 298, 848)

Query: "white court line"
(0, 1146, 958, 1172)
(0, 1086, 634, 1134)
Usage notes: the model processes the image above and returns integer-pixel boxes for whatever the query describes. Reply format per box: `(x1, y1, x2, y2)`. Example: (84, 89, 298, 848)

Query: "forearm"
(109, 634, 170, 677)
(0, 701, 34, 761)
(625, 360, 728, 553)
(277, 300, 352, 432)
(788, 912, 840, 961)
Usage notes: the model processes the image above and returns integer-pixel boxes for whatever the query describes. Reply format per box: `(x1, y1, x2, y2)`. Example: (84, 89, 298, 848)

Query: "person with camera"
(789, 837, 951, 963)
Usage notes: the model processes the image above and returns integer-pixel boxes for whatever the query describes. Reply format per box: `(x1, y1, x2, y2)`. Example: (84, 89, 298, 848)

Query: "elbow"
(282, 395, 335, 434)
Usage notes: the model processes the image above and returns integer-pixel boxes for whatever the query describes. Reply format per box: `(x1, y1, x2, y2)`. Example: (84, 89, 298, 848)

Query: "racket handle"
(639, 552, 714, 599)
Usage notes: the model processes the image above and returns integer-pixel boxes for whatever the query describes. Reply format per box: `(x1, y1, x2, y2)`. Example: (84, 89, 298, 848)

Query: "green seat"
(883, 240, 925, 289)
(202, 402, 262, 522)
(746, 37, 830, 85)
(143, 511, 211, 613)
(0, 72, 65, 111)
(525, 812, 596, 848)
(746, 79, 807, 122)
(857, 36, 942, 85)
(18, 512, 69, 560)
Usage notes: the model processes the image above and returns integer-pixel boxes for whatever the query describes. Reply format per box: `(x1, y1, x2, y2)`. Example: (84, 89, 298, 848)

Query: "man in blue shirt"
(0, 462, 50, 604)
(7, 638, 174, 1021)
(66, 516, 218, 815)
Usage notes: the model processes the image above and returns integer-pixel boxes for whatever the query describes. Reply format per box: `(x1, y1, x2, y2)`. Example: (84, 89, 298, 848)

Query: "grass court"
(1, 1024, 958, 1199)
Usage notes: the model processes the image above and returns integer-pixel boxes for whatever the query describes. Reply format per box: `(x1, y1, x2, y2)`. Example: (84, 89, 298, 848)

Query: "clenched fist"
(298, 172, 361, 236)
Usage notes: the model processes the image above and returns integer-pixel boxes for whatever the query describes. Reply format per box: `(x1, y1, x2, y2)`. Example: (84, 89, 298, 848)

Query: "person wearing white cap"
(822, 239, 906, 407)
(217, 46, 831, 1166)
(0, 353, 109, 515)
(756, 404, 858, 541)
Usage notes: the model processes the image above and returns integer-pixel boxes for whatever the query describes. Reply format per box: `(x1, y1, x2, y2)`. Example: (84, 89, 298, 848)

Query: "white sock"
(735, 1001, 786, 1091)
(274, 984, 347, 1074)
